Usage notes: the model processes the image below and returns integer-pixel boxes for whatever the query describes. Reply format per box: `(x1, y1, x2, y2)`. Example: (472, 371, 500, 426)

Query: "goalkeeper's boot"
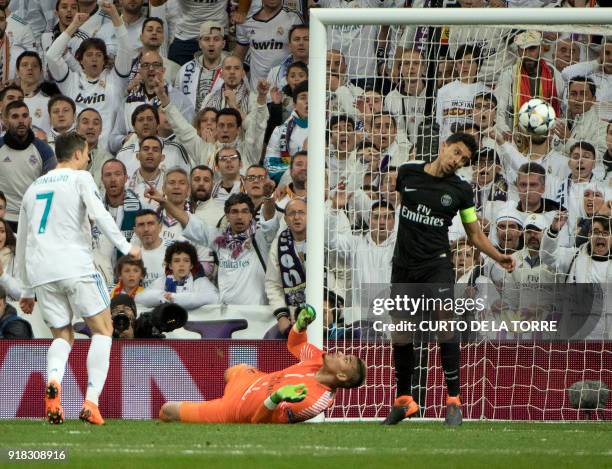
(45, 380, 64, 425)
(79, 400, 105, 425)
(444, 395, 463, 426)
(381, 395, 419, 425)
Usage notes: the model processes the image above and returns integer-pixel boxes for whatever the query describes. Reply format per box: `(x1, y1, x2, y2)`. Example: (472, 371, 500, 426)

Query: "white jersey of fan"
(8, 0, 56, 38)
(174, 0, 230, 39)
(436, 80, 490, 141)
(314, 0, 391, 80)
(15, 169, 132, 291)
(45, 27, 132, 151)
(236, 7, 303, 89)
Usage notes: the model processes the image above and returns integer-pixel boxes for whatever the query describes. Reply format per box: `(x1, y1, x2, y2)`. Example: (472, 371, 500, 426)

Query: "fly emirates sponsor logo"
(401, 203, 444, 227)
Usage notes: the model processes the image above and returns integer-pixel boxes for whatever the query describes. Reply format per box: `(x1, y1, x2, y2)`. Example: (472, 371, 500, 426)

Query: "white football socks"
(47, 338, 72, 384)
(85, 334, 112, 406)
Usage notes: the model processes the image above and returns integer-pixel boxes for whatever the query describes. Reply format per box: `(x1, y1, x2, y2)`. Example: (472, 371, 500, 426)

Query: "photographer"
(110, 294, 138, 339)
(0, 285, 33, 339)
(111, 294, 188, 339)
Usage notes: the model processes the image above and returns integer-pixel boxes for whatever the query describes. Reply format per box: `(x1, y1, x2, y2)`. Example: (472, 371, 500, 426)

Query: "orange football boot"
(381, 395, 420, 425)
(45, 380, 64, 425)
(445, 395, 463, 426)
(79, 400, 105, 425)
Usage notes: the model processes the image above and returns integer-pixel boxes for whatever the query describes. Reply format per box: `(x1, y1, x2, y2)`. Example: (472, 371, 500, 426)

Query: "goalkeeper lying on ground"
(159, 306, 367, 423)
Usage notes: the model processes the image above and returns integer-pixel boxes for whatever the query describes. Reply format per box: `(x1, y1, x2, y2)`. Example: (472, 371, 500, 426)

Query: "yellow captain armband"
(459, 206, 478, 224)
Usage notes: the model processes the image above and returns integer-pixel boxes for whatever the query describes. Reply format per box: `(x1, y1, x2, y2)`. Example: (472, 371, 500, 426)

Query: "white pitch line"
(14, 444, 612, 458)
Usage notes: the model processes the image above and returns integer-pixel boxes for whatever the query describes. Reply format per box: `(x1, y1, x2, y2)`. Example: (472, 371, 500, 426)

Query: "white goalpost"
(306, 7, 612, 421)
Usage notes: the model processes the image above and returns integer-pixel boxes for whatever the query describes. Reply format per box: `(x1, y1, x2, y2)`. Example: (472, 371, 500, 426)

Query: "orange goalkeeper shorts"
(178, 364, 265, 423)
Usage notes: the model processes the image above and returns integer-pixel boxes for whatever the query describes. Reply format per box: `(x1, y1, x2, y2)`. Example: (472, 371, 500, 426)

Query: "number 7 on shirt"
(36, 192, 55, 234)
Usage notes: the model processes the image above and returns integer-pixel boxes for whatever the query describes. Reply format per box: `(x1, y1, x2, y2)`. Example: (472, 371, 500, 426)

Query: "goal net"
(306, 8, 612, 421)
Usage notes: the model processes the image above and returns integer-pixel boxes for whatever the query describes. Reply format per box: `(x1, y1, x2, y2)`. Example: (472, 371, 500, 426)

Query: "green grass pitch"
(2, 420, 611, 468)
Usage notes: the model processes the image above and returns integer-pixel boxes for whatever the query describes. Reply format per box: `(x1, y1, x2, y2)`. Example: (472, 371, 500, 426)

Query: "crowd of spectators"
(0, 0, 610, 340)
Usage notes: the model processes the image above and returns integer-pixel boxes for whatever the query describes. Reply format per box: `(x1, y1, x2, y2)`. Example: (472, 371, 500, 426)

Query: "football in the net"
(517, 98, 556, 135)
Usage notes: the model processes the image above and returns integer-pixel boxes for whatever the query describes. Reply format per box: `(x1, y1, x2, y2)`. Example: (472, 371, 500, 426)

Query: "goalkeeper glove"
(265, 384, 308, 410)
(295, 304, 316, 332)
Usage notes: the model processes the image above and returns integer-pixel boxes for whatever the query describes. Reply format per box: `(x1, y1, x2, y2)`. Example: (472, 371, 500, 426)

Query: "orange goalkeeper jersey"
(231, 328, 335, 423)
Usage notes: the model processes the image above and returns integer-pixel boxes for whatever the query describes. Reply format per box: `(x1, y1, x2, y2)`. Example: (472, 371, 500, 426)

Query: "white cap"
(524, 213, 547, 231)
(496, 207, 524, 229)
(515, 31, 542, 49)
(199, 21, 225, 38)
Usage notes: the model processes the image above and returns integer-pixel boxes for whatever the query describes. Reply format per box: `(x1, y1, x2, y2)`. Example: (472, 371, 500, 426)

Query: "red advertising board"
(1, 340, 610, 421)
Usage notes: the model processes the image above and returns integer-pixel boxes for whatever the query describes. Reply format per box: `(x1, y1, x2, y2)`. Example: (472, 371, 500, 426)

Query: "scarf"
(211, 178, 245, 200)
(278, 228, 306, 307)
(126, 82, 162, 106)
(214, 219, 257, 259)
(279, 113, 308, 166)
(3, 128, 35, 150)
(164, 268, 204, 293)
(111, 281, 143, 299)
(158, 201, 192, 228)
(513, 59, 560, 128)
(207, 81, 250, 113)
(380, 142, 395, 173)
(105, 188, 141, 239)
(0, 33, 10, 85)
(164, 274, 190, 293)
(196, 62, 223, 111)
(127, 169, 163, 193)
(164, 262, 205, 293)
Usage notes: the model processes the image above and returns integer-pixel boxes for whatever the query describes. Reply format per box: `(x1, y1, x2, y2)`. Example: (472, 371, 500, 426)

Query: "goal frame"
(305, 7, 612, 421)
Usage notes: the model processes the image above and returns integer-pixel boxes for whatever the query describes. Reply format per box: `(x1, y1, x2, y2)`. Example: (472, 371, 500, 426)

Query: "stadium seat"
(262, 324, 289, 339)
(73, 322, 92, 337)
(183, 320, 249, 339)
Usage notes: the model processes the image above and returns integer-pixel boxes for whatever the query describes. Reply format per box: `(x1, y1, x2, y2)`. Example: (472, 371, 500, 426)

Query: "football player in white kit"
(15, 132, 141, 425)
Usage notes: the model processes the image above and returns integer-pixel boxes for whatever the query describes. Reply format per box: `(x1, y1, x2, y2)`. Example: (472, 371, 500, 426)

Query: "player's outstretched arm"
(294, 304, 316, 333)
(287, 305, 323, 361)
(14, 206, 33, 300)
(250, 384, 308, 424)
(463, 219, 515, 273)
(15, 200, 35, 312)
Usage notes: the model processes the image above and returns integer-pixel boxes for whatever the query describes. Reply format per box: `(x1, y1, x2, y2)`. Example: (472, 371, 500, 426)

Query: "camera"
(111, 294, 188, 339)
(112, 312, 132, 333)
(110, 296, 137, 339)
(133, 303, 188, 339)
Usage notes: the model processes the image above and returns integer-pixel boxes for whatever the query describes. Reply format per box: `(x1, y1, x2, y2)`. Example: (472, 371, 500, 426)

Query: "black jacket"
(0, 304, 33, 339)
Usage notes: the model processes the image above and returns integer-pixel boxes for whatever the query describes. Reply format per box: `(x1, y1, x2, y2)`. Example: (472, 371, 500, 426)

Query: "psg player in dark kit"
(383, 133, 515, 426)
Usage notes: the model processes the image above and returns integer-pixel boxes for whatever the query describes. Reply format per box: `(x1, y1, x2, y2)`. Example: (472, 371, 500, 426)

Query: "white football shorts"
(34, 273, 110, 329)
